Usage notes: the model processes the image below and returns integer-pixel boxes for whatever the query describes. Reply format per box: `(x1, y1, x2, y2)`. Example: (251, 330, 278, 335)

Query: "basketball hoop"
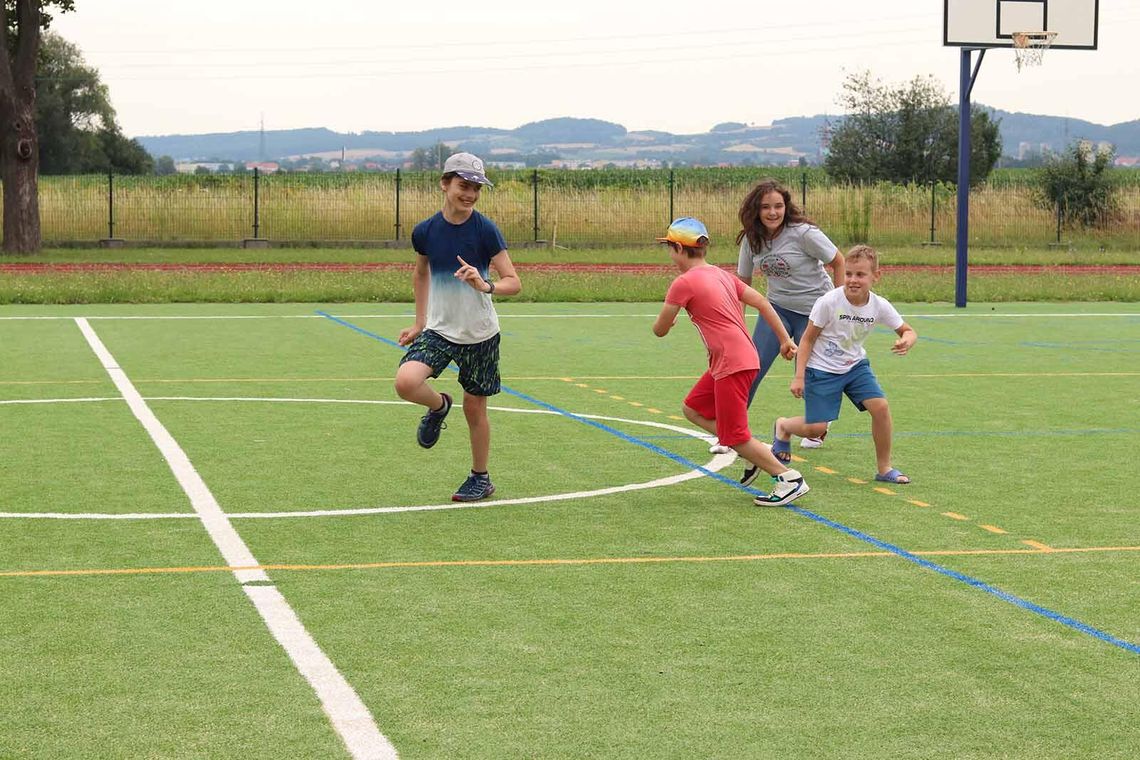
(1011, 31, 1057, 71)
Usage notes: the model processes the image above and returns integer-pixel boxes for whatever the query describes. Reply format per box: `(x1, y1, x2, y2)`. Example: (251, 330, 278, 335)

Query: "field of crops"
(23, 168, 1140, 249)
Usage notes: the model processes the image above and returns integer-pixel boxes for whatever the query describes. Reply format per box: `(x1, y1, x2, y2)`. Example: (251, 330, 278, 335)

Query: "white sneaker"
(753, 469, 809, 507)
(708, 443, 732, 455)
(800, 421, 831, 449)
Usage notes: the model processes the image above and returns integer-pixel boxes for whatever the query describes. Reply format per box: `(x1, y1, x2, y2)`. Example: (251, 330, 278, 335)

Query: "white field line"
(0, 398, 732, 520)
(0, 397, 122, 404)
(1, 311, 1138, 321)
(243, 585, 395, 759)
(72, 319, 397, 760)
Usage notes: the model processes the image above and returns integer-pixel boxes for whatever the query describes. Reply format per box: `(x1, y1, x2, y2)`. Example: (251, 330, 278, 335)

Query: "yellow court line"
(873, 487, 895, 495)
(943, 512, 970, 521)
(908, 500, 931, 507)
(980, 525, 1008, 534)
(8, 371, 1135, 387)
(609, 395, 624, 401)
(1022, 540, 1055, 551)
(814, 466, 839, 475)
(5, 545, 1139, 579)
(906, 371, 1140, 378)
(0, 379, 102, 385)
(546, 376, 703, 380)
(593, 388, 608, 394)
(847, 477, 868, 485)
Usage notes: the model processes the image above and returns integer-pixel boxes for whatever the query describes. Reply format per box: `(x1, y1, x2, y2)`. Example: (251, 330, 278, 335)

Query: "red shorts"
(683, 368, 757, 448)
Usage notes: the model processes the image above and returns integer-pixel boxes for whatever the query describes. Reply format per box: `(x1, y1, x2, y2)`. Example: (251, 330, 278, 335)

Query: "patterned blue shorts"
(400, 329, 501, 397)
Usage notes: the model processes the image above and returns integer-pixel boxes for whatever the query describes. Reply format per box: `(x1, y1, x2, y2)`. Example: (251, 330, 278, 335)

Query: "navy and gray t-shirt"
(411, 210, 507, 344)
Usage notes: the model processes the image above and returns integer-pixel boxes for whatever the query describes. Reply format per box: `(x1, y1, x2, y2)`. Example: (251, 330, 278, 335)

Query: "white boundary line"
(72, 318, 397, 760)
(0, 398, 732, 520)
(1, 311, 1138, 321)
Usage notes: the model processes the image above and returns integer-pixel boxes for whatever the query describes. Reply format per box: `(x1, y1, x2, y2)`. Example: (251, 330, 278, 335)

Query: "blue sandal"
(874, 468, 911, 485)
(771, 422, 792, 463)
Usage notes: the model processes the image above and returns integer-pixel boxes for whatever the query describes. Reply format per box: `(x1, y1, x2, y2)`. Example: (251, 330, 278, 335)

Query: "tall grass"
(24, 169, 1140, 249)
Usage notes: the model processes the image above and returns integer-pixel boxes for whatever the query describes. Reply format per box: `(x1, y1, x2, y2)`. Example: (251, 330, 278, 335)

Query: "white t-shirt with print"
(806, 287, 904, 374)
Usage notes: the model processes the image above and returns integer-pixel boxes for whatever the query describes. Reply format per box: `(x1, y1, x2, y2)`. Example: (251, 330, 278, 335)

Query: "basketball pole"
(955, 47, 985, 308)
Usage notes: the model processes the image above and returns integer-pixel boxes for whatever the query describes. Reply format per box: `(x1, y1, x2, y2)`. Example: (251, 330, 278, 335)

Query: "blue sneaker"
(416, 393, 452, 449)
(452, 472, 495, 502)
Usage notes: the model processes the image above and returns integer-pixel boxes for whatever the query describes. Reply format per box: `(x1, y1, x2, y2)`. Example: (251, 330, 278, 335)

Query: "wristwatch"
(484, 279, 495, 294)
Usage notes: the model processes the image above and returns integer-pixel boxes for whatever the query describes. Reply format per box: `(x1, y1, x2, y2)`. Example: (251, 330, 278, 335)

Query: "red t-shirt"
(665, 265, 760, 378)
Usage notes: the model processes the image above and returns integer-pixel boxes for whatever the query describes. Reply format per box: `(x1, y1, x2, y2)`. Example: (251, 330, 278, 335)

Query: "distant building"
(175, 162, 226, 174)
(245, 161, 280, 173)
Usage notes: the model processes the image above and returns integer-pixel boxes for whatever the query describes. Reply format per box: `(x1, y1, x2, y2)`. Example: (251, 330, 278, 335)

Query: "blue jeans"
(747, 302, 812, 405)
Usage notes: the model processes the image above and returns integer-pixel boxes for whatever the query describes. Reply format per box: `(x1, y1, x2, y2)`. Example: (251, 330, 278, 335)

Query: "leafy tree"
(36, 32, 152, 175)
(824, 71, 1001, 187)
(1, 0, 74, 253)
(409, 141, 454, 171)
(154, 155, 176, 175)
(1033, 141, 1120, 228)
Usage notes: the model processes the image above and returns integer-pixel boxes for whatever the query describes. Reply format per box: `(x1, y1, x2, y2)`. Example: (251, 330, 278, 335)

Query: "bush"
(1033, 141, 1121, 228)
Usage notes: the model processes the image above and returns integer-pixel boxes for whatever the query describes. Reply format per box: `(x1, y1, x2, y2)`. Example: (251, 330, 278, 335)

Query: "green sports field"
(1, 301, 1138, 759)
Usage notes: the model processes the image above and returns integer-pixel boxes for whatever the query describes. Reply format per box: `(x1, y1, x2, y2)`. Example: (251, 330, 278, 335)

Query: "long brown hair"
(735, 179, 815, 252)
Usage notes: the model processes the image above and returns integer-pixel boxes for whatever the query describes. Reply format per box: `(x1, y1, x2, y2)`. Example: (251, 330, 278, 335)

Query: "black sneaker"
(452, 473, 495, 502)
(740, 465, 760, 487)
(416, 392, 452, 449)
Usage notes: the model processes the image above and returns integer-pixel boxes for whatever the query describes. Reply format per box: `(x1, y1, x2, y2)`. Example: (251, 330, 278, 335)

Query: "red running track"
(1, 262, 1137, 275)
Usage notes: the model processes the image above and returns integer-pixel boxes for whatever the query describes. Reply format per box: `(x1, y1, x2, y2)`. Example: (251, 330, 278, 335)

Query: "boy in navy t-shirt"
(394, 152, 521, 502)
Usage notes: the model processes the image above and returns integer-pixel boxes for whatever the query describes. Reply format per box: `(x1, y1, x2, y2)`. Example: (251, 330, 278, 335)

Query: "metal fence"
(22, 168, 1140, 249)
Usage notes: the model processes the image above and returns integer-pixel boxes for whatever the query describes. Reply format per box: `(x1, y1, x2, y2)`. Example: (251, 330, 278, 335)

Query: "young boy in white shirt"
(772, 245, 917, 484)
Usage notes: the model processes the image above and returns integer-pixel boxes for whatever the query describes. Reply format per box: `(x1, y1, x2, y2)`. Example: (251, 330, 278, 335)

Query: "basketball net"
(1011, 31, 1057, 71)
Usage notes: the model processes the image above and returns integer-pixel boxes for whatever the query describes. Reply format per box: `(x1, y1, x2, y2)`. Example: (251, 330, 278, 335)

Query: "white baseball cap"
(442, 152, 493, 187)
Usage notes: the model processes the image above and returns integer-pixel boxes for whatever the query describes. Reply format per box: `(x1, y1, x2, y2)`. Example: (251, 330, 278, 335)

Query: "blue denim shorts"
(400, 329, 501, 397)
(803, 359, 884, 424)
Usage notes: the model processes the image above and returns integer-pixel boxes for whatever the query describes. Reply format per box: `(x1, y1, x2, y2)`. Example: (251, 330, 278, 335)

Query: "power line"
(71, 14, 935, 56)
(38, 36, 935, 83)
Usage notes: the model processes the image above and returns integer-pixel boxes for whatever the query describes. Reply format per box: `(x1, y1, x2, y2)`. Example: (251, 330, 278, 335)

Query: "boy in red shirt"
(652, 217, 810, 507)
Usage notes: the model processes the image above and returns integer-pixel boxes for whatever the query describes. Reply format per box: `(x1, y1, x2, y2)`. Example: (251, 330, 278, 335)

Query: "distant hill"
(135, 110, 1140, 167)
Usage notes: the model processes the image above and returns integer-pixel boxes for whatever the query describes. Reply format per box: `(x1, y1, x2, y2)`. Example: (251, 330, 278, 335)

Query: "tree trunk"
(1, 100, 41, 254)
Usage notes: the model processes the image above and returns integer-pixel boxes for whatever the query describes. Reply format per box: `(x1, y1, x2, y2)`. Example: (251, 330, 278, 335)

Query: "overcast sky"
(51, 0, 1133, 138)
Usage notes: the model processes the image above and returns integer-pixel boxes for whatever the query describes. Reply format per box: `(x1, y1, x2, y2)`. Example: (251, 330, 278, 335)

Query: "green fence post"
(252, 167, 261, 239)
(532, 169, 539, 242)
(394, 168, 401, 240)
(669, 168, 674, 223)
(107, 171, 115, 240)
(929, 179, 937, 244)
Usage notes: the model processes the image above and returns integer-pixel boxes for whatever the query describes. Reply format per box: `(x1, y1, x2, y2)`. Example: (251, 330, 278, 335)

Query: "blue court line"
(830, 428, 1139, 439)
(318, 311, 1140, 657)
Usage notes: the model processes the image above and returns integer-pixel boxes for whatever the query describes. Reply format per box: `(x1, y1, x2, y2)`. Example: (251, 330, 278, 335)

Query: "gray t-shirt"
(736, 223, 838, 314)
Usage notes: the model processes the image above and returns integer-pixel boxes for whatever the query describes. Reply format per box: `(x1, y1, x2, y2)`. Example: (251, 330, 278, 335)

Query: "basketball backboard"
(944, 0, 1099, 49)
